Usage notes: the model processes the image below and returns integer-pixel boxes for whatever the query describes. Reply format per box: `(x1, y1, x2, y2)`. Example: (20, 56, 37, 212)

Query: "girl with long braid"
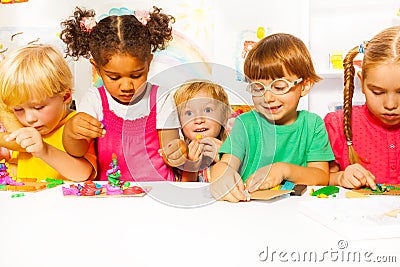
(324, 26, 400, 189)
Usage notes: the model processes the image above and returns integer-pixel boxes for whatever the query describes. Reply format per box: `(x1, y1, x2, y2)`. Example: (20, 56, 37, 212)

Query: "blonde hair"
(174, 79, 231, 141)
(0, 44, 73, 109)
(343, 26, 400, 164)
(244, 33, 321, 83)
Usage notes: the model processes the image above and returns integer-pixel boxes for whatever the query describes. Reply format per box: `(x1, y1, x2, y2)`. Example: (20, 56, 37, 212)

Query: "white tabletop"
(1, 182, 399, 267)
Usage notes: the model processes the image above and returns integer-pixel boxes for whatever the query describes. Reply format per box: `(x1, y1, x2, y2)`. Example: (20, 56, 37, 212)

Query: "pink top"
(96, 85, 175, 182)
(324, 104, 400, 184)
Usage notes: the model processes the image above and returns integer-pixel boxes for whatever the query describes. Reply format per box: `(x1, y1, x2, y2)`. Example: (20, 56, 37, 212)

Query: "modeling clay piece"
(0, 163, 23, 186)
(11, 193, 24, 198)
(352, 184, 400, 195)
(280, 181, 295, 190)
(62, 182, 149, 197)
(106, 153, 121, 187)
(0, 162, 54, 191)
(290, 184, 307, 196)
(196, 134, 202, 140)
(62, 155, 149, 197)
(311, 186, 339, 197)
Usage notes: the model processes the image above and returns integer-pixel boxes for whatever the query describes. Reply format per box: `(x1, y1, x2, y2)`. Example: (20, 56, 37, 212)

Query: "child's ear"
(63, 89, 73, 104)
(300, 78, 313, 97)
(357, 71, 365, 93)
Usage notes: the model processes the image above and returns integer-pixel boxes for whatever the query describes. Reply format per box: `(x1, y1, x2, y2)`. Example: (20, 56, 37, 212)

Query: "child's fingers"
(246, 175, 266, 192)
(3, 129, 20, 142)
(226, 188, 247, 202)
(69, 113, 105, 138)
(76, 123, 105, 138)
(365, 172, 376, 190)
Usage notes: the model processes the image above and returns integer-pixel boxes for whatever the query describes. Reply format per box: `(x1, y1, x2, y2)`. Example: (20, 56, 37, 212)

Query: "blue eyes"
(184, 108, 213, 117)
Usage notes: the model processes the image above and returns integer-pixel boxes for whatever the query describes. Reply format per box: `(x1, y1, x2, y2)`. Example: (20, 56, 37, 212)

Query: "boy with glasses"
(210, 33, 334, 202)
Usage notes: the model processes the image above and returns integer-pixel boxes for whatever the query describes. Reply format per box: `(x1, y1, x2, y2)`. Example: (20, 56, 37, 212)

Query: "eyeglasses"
(246, 78, 303, 96)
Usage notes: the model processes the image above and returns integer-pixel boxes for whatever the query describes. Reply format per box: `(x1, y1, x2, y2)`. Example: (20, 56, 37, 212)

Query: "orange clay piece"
(6, 185, 37, 191)
(5, 182, 47, 192)
(18, 178, 38, 182)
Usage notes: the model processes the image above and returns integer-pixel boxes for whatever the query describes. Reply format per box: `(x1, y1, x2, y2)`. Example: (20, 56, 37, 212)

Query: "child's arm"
(5, 127, 95, 181)
(328, 161, 376, 190)
(246, 161, 330, 192)
(62, 112, 105, 157)
(210, 154, 247, 202)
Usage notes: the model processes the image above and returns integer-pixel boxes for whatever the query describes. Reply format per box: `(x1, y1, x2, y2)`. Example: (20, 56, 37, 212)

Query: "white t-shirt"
(77, 83, 180, 129)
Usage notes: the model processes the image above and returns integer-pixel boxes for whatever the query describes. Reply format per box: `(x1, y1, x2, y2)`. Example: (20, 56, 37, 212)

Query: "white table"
(1, 182, 399, 267)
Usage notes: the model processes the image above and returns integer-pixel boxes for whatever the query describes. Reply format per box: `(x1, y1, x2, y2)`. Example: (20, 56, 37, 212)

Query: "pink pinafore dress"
(96, 85, 175, 182)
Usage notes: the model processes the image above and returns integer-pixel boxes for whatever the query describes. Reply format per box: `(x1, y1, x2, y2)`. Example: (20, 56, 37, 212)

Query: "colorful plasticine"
(62, 154, 148, 197)
(0, 162, 62, 192)
(352, 184, 400, 195)
(311, 186, 339, 198)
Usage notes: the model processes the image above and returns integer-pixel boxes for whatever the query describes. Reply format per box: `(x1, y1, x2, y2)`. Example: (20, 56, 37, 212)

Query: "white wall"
(0, 0, 399, 118)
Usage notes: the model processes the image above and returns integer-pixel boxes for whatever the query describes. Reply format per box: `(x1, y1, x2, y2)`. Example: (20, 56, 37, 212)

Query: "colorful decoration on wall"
(0, 27, 63, 63)
(1, 0, 28, 4)
(235, 26, 270, 81)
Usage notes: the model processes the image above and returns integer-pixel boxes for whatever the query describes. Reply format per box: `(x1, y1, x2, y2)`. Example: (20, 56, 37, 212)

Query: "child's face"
(12, 94, 69, 135)
(361, 63, 400, 126)
(251, 74, 308, 125)
(179, 91, 224, 141)
(94, 53, 152, 105)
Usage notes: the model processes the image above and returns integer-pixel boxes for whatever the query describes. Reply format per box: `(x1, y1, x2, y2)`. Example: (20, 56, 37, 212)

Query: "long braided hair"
(342, 26, 400, 164)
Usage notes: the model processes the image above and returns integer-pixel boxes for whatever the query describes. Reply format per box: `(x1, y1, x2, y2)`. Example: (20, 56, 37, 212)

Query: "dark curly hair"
(60, 6, 174, 67)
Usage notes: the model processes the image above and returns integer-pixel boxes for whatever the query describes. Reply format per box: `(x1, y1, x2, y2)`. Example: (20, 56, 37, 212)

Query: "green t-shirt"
(219, 110, 334, 182)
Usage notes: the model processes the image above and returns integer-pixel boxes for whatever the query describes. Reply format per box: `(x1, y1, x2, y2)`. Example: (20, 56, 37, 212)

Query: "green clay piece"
(45, 178, 64, 185)
(46, 183, 59, 188)
(11, 193, 25, 198)
(311, 186, 339, 196)
(0, 184, 6, 190)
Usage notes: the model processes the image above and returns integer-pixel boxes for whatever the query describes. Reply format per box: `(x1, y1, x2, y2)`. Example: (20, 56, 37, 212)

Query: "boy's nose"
(263, 90, 275, 102)
(194, 116, 205, 124)
(25, 111, 38, 124)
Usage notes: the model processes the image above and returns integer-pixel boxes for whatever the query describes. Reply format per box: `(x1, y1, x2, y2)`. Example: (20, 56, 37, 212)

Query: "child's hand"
(340, 163, 376, 190)
(64, 112, 105, 141)
(199, 137, 222, 163)
(210, 162, 247, 202)
(187, 139, 203, 161)
(4, 127, 47, 157)
(159, 139, 188, 167)
(246, 163, 286, 192)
